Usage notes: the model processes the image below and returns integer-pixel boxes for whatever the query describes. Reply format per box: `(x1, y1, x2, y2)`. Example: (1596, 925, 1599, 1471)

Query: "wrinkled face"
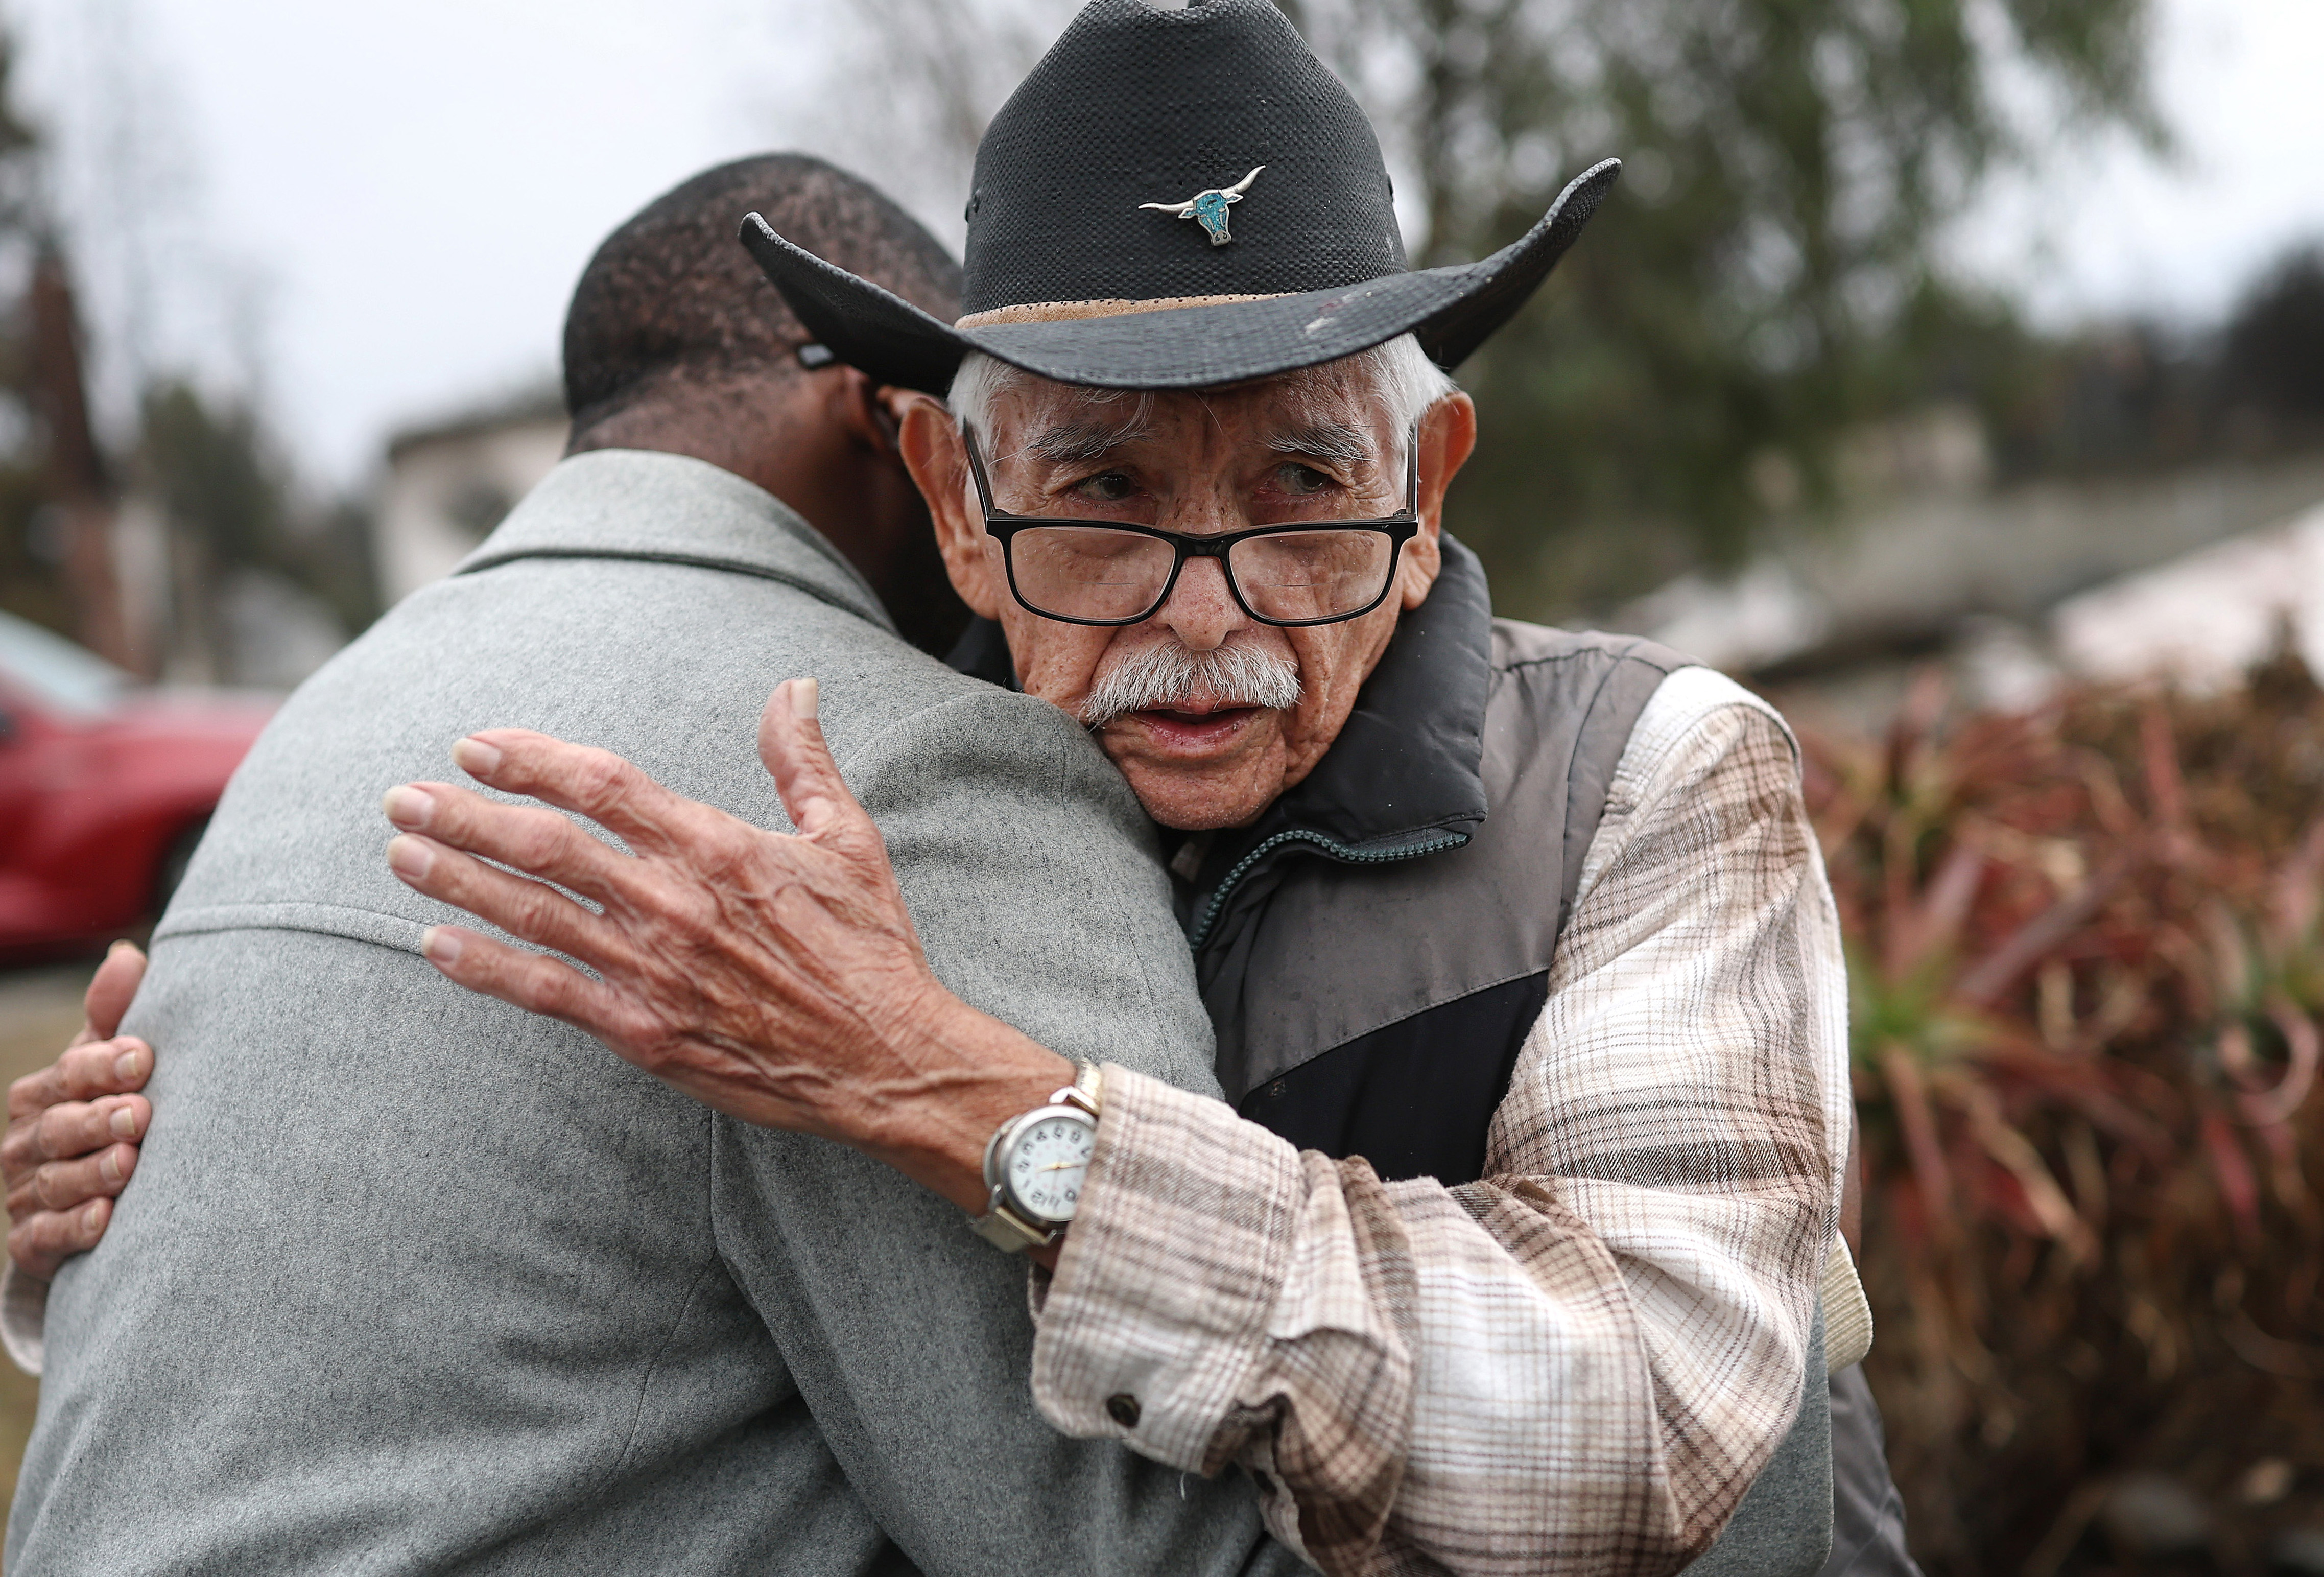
(902, 361, 1476, 830)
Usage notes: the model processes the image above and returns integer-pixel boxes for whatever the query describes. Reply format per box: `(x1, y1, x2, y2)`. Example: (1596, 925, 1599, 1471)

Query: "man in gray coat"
(4, 155, 1299, 1574)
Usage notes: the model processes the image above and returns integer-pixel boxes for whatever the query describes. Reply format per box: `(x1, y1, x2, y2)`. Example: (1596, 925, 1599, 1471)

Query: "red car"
(0, 610, 276, 959)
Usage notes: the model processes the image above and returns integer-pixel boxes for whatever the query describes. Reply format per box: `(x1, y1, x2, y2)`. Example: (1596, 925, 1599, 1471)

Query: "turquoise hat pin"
(1139, 166, 1266, 246)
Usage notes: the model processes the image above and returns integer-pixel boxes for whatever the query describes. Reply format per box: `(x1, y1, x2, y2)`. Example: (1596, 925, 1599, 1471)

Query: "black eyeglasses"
(962, 426, 1421, 628)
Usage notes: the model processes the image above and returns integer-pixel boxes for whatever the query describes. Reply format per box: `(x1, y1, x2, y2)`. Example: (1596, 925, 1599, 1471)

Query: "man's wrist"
(848, 986, 1078, 1219)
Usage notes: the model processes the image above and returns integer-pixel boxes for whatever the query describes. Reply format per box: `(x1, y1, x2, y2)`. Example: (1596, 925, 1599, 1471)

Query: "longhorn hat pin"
(1139, 166, 1265, 245)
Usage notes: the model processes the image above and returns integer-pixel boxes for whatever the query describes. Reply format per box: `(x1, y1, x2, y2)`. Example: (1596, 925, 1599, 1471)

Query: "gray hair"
(948, 332, 1457, 465)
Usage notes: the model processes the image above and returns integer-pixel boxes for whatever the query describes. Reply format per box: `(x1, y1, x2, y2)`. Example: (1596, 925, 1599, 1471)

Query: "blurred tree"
(2219, 245, 2324, 429)
(1944, 239, 2324, 485)
(831, 0, 2160, 617)
(135, 380, 380, 664)
(0, 15, 73, 640)
(1278, 0, 2162, 613)
(138, 382, 285, 575)
(0, 4, 381, 682)
(28, 244, 134, 667)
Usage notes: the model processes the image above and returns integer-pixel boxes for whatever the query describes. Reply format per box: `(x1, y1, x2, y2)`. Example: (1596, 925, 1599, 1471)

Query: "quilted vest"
(1193, 615, 1686, 1165)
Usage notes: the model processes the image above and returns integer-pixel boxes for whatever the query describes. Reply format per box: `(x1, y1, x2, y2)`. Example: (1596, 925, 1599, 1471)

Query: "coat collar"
(454, 449, 896, 634)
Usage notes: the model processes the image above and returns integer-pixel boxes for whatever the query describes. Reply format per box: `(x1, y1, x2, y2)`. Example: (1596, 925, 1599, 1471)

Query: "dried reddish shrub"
(1795, 653, 2324, 1576)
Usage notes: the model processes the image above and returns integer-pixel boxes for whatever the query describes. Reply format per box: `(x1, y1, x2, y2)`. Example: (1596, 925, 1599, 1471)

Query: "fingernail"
(386, 835, 434, 880)
(106, 938, 136, 957)
(82, 1202, 104, 1231)
(791, 677, 819, 720)
(109, 1105, 137, 1138)
(112, 1044, 144, 1082)
(450, 737, 503, 778)
(381, 784, 435, 829)
(420, 927, 463, 965)
(100, 1150, 122, 1183)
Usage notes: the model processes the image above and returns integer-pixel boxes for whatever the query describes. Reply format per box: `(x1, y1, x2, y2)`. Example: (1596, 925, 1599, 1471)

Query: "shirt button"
(1105, 1393, 1142, 1429)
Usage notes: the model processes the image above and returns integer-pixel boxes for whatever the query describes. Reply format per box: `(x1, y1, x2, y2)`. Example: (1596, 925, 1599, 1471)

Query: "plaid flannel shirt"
(1028, 666, 1855, 1576)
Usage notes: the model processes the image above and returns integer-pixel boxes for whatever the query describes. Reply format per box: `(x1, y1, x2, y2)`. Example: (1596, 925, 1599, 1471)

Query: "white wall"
(374, 418, 568, 606)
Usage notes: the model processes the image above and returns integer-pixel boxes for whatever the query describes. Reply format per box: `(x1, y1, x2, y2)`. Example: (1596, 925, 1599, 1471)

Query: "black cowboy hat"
(741, 0, 1619, 395)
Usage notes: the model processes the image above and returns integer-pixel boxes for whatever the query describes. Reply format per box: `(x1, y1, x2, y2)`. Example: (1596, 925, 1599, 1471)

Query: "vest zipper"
(1188, 827, 1468, 952)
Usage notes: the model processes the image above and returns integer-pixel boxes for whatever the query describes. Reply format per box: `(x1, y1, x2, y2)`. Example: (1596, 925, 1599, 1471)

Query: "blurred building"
(374, 389, 567, 607)
(1618, 404, 2324, 722)
(2052, 499, 2324, 694)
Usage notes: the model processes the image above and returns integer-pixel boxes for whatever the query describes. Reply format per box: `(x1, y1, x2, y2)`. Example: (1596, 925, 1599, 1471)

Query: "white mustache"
(1080, 642, 1303, 728)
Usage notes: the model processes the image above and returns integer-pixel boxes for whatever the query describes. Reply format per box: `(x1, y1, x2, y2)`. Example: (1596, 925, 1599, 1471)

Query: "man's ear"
(834, 368, 904, 459)
(1399, 392, 1477, 610)
(896, 394, 1006, 621)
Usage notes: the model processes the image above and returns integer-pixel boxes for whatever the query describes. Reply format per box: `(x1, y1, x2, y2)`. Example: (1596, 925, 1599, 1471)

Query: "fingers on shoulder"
(11, 1141, 140, 1216)
(80, 940, 150, 1041)
(418, 790, 621, 886)
(4, 1095, 149, 1177)
(422, 928, 646, 1049)
(10, 1197, 113, 1281)
(479, 734, 718, 851)
(8, 1038, 152, 1121)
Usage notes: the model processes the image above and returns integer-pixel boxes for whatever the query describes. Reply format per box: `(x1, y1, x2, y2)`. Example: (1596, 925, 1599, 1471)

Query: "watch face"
(1005, 1112, 1097, 1223)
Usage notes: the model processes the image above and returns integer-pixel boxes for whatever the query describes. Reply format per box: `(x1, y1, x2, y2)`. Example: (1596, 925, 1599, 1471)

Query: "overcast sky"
(15, 0, 2324, 488)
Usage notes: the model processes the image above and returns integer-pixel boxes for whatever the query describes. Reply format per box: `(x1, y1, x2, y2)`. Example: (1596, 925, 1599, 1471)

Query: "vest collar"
(1181, 536, 1491, 946)
(945, 535, 1495, 949)
(1240, 536, 1491, 850)
(454, 449, 896, 634)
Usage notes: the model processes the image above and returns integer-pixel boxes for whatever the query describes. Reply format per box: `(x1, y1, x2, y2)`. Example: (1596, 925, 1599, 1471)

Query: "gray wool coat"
(6, 451, 1298, 1576)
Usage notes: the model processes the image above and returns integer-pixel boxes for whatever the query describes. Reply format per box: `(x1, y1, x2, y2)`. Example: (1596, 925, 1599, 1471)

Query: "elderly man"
(339, 4, 1869, 1574)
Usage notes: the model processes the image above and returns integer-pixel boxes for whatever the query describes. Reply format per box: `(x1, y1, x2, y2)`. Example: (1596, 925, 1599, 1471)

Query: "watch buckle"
(970, 1195, 1059, 1253)
(1057, 1060, 1104, 1115)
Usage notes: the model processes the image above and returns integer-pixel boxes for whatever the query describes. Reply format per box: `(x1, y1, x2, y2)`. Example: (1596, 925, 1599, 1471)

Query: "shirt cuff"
(1028, 1065, 1306, 1473)
(1820, 1236, 1872, 1373)
(3, 1262, 48, 1376)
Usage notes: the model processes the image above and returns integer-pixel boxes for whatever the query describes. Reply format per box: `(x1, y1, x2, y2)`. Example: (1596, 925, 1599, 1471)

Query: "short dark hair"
(562, 154, 960, 435)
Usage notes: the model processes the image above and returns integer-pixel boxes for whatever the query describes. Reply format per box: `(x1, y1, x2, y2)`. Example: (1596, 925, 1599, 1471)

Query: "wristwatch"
(970, 1062, 1104, 1253)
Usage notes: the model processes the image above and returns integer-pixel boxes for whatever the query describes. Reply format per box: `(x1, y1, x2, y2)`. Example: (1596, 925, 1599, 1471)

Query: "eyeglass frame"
(960, 422, 1424, 629)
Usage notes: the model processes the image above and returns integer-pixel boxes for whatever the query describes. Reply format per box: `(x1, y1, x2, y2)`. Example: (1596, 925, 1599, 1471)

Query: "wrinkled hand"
(6, 942, 153, 1280)
(382, 679, 1067, 1209)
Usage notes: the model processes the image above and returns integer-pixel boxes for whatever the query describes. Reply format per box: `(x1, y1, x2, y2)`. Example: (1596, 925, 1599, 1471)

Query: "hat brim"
(740, 159, 1620, 396)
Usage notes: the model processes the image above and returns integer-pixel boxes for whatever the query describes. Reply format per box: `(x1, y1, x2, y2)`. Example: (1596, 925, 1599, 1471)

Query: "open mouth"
(1129, 701, 1264, 749)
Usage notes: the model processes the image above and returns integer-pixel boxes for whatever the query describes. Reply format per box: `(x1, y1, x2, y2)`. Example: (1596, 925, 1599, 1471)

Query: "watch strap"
(1061, 1060, 1104, 1117)
(970, 1197, 1058, 1252)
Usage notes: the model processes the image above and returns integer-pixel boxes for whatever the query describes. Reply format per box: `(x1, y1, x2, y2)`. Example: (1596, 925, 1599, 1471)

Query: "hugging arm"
(379, 679, 1080, 1226)
(705, 689, 1311, 1575)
